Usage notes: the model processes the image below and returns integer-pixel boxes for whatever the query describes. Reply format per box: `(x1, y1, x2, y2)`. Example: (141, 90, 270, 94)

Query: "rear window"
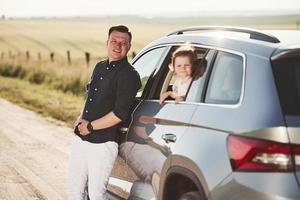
(272, 56, 300, 115)
(205, 51, 243, 104)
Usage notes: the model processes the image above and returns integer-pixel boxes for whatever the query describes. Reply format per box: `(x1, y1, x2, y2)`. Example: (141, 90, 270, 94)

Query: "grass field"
(0, 76, 84, 126)
(0, 15, 299, 124)
(1, 15, 299, 60)
(0, 18, 180, 60)
(0, 18, 185, 93)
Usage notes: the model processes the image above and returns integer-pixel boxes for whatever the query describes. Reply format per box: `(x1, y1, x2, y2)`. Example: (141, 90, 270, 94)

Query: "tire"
(178, 191, 203, 200)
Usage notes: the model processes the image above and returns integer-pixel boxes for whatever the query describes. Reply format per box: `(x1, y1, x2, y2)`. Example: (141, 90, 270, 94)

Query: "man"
(68, 25, 141, 200)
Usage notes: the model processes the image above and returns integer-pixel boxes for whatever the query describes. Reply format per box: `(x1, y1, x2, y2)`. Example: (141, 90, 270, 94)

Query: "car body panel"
(171, 127, 231, 192)
(211, 172, 300, 200)
(119, 100, 198, 193)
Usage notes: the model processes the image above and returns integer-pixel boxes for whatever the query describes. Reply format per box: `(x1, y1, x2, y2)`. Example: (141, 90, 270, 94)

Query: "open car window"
(156, 46, 208, 102)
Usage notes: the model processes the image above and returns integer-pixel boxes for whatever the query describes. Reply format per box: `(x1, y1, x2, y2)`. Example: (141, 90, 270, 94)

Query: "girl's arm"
(160, 91, 172, 104)
(160, 91, 182, 104)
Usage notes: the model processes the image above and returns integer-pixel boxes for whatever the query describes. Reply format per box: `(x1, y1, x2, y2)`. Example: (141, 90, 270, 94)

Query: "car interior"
(159, 46, 208, 102)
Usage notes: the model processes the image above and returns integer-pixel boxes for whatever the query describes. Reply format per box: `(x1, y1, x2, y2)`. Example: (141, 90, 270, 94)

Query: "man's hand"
(74, 115, 82, 128)
(79, 119, 90, 136)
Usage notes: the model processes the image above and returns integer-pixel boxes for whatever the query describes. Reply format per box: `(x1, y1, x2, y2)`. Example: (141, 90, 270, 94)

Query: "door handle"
(162, 133, 177, 143)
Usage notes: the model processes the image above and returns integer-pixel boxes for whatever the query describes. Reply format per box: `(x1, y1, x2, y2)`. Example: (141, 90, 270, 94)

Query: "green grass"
(0, 76, 84, 127)
(0, 62, 89, 96)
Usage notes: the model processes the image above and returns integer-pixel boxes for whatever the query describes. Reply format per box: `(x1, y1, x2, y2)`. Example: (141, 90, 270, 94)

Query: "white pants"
(68, 136, 118, 200)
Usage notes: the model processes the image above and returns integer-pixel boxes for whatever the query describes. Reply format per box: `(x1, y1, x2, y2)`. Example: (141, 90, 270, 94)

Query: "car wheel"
(178, 191, 203, 200)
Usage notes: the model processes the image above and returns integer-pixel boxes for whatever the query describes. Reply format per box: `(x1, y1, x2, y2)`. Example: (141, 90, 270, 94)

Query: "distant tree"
(1, 15, 5, 20)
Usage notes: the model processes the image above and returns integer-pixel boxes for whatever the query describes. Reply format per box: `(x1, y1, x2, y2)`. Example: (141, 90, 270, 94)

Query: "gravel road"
(0, 98, 136, 200)
(0, 98, 73, 200)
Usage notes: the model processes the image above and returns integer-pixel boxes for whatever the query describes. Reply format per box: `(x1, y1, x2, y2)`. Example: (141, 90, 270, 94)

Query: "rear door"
(177, 50, 244, 193)
(272, 49, 300, 186)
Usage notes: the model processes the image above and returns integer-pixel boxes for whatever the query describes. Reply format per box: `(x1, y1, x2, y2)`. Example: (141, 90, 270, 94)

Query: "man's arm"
(91, 112, 121, 130)
(79, 67, 141, 136)
(79, 112, 121, 136)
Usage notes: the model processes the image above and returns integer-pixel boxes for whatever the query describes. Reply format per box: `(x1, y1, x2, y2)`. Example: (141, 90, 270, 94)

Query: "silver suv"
(108, 26, 300, 200)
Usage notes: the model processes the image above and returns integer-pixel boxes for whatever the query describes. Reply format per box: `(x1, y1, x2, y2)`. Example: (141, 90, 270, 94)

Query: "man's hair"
(108, 25, 132, 42)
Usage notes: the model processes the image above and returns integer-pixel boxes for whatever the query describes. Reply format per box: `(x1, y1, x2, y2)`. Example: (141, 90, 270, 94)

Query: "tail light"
(227, 135, 300, 172)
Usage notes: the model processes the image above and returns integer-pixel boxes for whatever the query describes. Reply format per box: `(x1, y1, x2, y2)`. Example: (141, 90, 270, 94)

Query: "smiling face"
(107, 30, 131, 62)
(174, 56, 193, 79)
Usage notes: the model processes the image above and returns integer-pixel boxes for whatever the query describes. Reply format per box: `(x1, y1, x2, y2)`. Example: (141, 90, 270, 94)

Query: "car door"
(119, 45, 209, 199)
(108, 46, 169, 199)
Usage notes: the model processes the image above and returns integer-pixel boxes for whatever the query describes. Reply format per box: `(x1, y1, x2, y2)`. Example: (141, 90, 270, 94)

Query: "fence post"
(67, 50, 71, 65)
(85, 52, 90, 67)
(38, 52, 42, 62)
(26, 50, 30, 61)
(131, 51, 136, 59)
(8, 50, 12, 58)
(50, 52, 54, 62)
(1, 52, 4, 59)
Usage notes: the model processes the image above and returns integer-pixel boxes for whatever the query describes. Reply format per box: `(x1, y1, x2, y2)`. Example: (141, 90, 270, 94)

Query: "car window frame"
(188, 47, 246, 108)
(136, 43, 246, 108)
(203, 49, 246, 107)
(203, 50, 245, 105)
(147, 44, 210, 100)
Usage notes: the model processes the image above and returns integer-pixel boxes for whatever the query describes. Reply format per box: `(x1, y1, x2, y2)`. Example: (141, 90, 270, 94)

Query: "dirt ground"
(0, 98, 136, 200)
(0, 98, 73, 199)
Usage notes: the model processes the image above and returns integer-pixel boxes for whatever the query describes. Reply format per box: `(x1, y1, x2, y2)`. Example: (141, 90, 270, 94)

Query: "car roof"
(141, 26, 300, 59)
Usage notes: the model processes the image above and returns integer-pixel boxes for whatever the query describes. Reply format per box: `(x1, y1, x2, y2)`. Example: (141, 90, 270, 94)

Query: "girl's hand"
(174, 96, 184, 103)
(160, 92, 170, 104)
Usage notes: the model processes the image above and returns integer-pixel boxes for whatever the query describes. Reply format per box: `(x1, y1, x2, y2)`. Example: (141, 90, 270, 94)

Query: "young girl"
(160, 46, 196, 104)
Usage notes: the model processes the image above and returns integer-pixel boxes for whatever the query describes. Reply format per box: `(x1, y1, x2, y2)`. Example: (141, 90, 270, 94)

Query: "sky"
(1, 0, 300, 18)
